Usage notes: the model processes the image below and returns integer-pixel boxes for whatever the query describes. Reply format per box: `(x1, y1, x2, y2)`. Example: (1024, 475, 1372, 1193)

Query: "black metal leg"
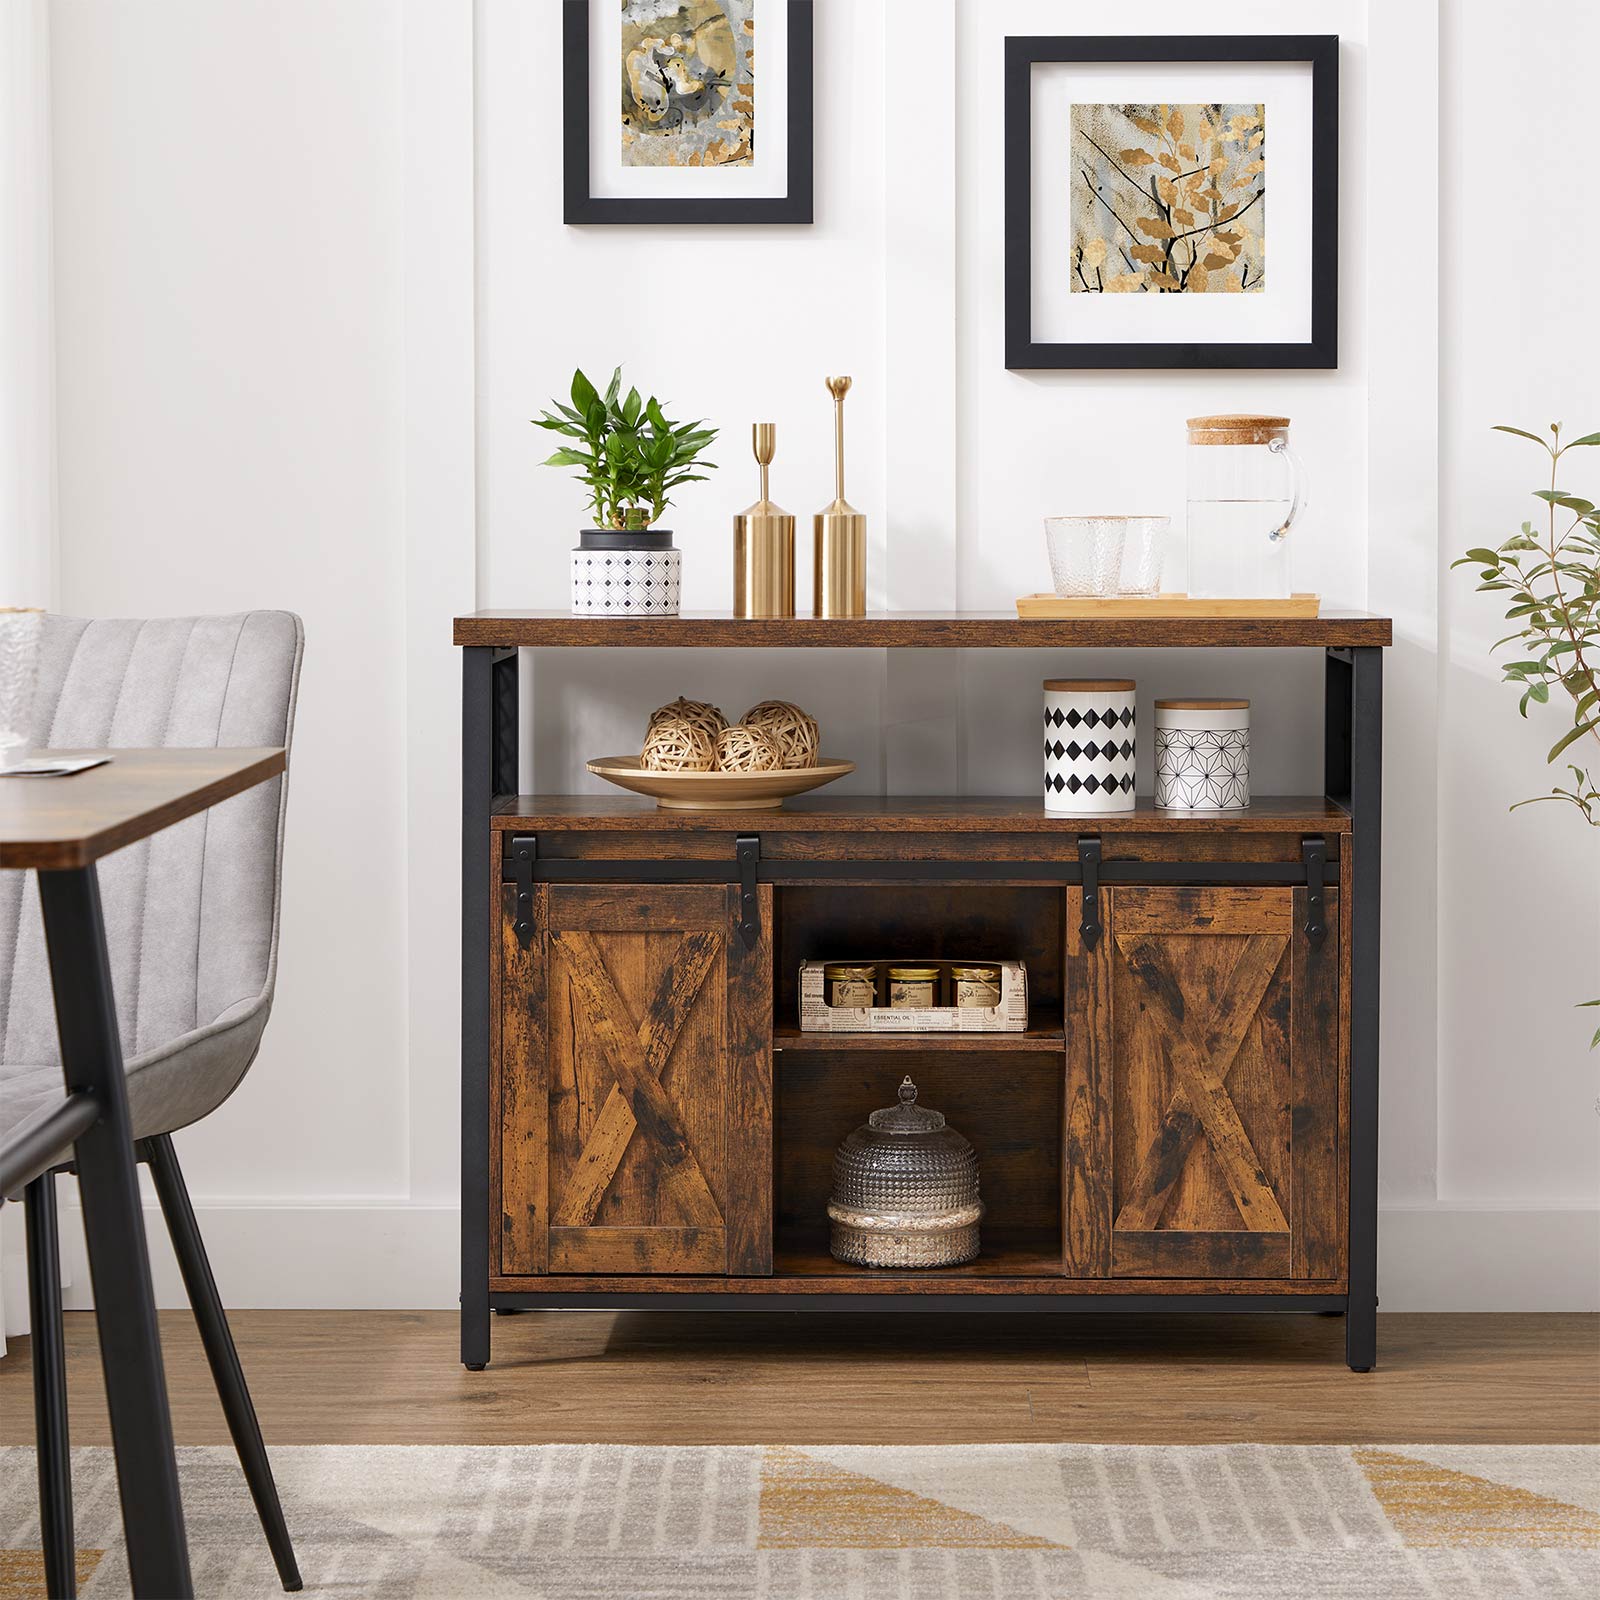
(461, 646, 502, 1371)
(37, 866, 192, 1599)
(25, 1172, 75, 1600)
(144, 1134, 302, 1592)
(1338, 648, 1383, 1372)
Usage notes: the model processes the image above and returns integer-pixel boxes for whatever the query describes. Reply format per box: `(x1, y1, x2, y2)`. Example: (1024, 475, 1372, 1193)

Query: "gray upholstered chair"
(0, 612, 304, 1595)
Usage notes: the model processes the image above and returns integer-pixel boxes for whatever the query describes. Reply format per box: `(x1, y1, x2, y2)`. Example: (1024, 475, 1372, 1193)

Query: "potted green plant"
(536, 366, 718, 616)
(1454, 420, 1599, 1046)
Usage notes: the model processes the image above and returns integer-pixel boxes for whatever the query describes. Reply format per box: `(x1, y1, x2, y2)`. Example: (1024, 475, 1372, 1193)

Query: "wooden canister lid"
(1043, 679, 1135, 691)
(1155, 697, 1250, 710)
(1187, 414, 1289, 445)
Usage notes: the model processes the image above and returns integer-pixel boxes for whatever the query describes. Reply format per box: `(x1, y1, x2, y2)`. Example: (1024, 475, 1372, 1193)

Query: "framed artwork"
(563, 0, 814, 225)
(1004, 35, 1338, 370)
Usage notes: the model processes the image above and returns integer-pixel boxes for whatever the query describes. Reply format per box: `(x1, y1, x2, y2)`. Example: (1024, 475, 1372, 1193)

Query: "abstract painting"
(620, 0, 755, 168)
(1070, 102, 1266, 293)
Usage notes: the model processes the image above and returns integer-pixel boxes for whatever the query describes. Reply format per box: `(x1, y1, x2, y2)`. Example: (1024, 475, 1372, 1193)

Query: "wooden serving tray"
(1016, 593, 1321, 620)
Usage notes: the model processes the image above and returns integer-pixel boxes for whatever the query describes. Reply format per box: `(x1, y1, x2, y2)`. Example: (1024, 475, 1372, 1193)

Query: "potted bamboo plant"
(536, 367, 718, 616)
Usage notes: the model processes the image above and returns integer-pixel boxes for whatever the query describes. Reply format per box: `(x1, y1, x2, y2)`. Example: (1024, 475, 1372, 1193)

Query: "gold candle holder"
(814, 376, 866, 618)
(733, 423, 796, 618)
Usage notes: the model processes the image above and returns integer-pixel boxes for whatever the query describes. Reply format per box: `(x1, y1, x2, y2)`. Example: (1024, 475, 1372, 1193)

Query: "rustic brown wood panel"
(1097, 886, 1309, 1280)
(725, 884, 774, 1275)
(489, 1272, 1344, 1296)
(1113, 1232, 1292, 1278)
(516, 883, 775, 1275)
(1293, 886, 1342, 1279)
(1112, 885, 1294, 936)
(491, 794, 1353, 837)
(498, 883, 548, 1274)
(546, 883, 730, 931)
(455, 610, 1393, 650)
(548, 1228, 726, 1274)
(1063, 886, 1113, 1276)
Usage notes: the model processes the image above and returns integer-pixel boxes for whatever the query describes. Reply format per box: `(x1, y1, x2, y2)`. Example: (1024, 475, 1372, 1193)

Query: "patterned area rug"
(1, 1443, 1597, 1597)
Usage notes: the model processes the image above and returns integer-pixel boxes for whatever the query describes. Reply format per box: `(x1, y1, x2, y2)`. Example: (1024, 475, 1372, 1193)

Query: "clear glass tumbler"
(1043, 517, 1127, 597)
(1044, 516, 1168, 597)
(0, 607, 44, 767)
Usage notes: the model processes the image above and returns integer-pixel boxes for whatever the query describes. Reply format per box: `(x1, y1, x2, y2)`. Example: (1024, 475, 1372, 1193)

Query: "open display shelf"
(773, 1016, 1066, 1053)
(459, 611, 1387, 1367)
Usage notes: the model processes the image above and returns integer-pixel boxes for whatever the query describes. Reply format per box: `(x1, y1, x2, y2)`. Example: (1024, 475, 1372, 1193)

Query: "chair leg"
(143, 1135, 302, 1592)
(25, 1172, 76, 1600)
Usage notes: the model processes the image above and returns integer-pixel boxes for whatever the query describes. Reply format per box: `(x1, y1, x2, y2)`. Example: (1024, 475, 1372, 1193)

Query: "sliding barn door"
(498, 882, 772, 1277)
(1064, 884, 1341, 1281)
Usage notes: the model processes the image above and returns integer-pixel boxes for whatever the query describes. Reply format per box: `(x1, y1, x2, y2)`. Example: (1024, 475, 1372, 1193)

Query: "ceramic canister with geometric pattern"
(1154, 698, 1250, 810)
(570, 529, 683, 616)
(1043, 679, 1137, 814)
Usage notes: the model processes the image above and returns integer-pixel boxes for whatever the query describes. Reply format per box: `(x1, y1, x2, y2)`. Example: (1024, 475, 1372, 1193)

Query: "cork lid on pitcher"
(1187, 414, 1290, 446)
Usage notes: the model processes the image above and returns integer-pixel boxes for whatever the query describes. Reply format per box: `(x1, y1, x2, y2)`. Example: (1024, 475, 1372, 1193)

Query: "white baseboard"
(5, 1200, 1595, 1322)
(1375, 1203, 1599, 1311)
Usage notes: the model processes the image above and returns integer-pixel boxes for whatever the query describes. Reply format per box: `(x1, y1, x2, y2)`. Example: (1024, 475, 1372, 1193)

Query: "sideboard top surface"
(453, 610, 1393, 650)
(490, 794, 1354, 833)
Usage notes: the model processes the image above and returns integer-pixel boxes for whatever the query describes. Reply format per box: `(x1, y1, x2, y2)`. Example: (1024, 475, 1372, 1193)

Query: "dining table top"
(0, 747, 287, 870)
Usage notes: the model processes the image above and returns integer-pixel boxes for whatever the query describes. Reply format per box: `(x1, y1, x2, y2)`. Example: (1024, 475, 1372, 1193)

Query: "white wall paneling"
(3, 0, 1593, 1320)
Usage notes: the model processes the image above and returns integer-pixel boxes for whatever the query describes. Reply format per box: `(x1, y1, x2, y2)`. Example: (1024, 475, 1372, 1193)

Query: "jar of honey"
(951, 963, 1001, 1009)
(887, 966, 940, 1008)
(824, 963, 877, 1008)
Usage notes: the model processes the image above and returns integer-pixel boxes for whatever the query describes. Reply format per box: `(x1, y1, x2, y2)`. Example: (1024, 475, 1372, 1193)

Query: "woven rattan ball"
(640, 716, 716, 772)
(715, 723, 782, 773)
(740, 700, 819, 769)
(648, 696, 726, 745)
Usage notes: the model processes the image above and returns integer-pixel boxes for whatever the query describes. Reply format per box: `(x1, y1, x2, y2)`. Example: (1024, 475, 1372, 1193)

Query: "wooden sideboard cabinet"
(455, 611, 1388, 1372)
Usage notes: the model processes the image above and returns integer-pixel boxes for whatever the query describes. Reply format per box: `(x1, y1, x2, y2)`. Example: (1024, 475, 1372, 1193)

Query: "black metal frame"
(3, 866, 195, 1598)
(460, 645, 1382, 1371)
(1002, 34, 1340, 370)
(563, 0, 815, 226)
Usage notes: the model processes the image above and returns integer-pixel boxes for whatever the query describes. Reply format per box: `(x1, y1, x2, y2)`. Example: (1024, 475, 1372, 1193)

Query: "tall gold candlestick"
(814, 376, 866, 617)
(733, 422, 795, 618)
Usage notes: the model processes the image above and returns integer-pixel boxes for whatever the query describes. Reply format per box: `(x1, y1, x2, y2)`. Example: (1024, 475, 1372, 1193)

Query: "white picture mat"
(1031, 60, 1315, 345)
(587, 0, 790, 200)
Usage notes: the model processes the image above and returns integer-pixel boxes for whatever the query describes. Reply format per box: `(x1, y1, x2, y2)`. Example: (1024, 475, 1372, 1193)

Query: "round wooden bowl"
(586, 755, 855, 811)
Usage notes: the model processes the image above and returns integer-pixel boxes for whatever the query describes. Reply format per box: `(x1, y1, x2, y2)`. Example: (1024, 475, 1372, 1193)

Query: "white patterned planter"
(570, 531, 682, 615)
(1043, 679, 1136, 814)
(1155, 698, 1250, 810)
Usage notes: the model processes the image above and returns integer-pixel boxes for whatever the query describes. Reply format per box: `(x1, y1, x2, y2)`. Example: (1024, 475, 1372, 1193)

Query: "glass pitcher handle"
(1268, 436, 1309, 543)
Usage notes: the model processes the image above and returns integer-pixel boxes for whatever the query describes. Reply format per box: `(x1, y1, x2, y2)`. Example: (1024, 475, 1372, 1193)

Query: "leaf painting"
(621, 0, 755, 169)
(1069, 102, 1266, 294)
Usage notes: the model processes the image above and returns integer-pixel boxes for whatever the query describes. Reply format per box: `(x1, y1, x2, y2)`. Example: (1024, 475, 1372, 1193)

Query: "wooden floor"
(1, 1311, 1595, 1447)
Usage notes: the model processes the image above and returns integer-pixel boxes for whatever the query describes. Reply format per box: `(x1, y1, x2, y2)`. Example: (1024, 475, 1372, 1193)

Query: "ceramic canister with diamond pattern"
(570, 529, 683, 616)
(1155, 698, 1250, 810)
(1043, 679, 1136, 814)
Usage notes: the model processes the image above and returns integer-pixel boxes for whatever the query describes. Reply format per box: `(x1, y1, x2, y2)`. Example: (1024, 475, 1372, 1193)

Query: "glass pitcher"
(1186, 415, 1308, 600)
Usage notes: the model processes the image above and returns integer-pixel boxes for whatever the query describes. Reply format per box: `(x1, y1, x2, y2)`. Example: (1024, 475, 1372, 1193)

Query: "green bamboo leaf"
(1547, 718, 1599, 761)
(1562, 432, 1600, 447)
(603, 367, 622, 406)
(570, 367, 600, 415)
(1492, 424, 1547, 444)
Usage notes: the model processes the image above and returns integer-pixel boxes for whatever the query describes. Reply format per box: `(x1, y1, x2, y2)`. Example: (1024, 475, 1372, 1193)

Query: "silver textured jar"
(827, 1077, 983, 1268)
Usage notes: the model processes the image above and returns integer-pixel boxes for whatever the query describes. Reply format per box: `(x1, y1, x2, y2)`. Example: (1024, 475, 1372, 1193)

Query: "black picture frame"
(564, 0, 814, 225)
(1004, 34, 1339, 370)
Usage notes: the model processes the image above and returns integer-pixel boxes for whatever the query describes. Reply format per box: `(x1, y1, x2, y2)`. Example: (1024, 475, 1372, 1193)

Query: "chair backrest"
(0, 613, 303, 1069)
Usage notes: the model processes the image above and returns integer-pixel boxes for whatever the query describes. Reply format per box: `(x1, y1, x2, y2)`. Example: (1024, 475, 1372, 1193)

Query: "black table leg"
(38, 865, 193, 1599)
